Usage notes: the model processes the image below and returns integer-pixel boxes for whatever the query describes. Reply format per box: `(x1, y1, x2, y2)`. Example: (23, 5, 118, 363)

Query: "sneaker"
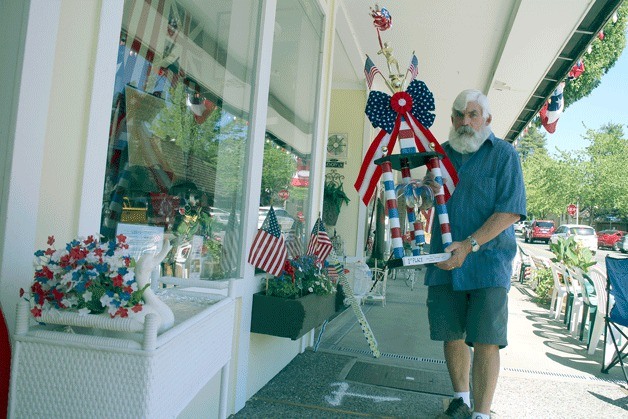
(435, 397, 472, 419)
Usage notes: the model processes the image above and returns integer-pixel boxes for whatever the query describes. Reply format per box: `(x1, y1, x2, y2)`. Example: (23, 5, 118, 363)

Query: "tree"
(563, 3, 628, 108)
(516, 124, 547, 162)
(260, 141, 296, 206)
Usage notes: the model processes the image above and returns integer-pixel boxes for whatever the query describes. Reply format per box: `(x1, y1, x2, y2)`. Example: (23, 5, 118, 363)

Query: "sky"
(541, 41, 628, 156)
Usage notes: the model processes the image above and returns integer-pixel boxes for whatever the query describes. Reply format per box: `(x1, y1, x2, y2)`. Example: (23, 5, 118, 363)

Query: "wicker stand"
(9, 289, 235, 418)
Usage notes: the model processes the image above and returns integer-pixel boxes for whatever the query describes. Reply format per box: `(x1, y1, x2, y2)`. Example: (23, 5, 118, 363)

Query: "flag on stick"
(364, 55, 382, 90)
(248, 207, 287, 277)
(220, 204, 240, 276)
(407, 54, 418, 80)
(285, 230, 303, 259)
(306, 218, 333, 263)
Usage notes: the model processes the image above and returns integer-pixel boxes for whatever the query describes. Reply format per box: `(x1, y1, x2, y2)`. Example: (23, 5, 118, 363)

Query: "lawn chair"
(568, 267, 597, 341)
(601, 255, 628, 385)
(549, 261, 568, 320)
(587, 266, 608, 354)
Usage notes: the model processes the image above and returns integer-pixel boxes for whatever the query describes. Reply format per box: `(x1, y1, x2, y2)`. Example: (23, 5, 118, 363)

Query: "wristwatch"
(468, 236, 480, 252)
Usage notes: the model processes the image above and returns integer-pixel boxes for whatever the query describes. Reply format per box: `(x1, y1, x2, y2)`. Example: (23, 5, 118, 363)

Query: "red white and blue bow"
(355, 80, 458, 206)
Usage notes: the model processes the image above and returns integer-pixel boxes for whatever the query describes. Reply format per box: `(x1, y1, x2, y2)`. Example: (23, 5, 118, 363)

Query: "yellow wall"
(326, 89, 367, 256)
(36, 0, 100, 246)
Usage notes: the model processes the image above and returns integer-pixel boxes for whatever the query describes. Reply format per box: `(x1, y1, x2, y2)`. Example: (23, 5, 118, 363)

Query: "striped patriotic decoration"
(220, 206, 240, 276)
(306, 218, 333, 263)
(248, 207, 287, 277)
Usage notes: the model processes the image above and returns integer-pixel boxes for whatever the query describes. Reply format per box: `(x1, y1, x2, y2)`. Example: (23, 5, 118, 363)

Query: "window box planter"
(250, 291, 337, 340)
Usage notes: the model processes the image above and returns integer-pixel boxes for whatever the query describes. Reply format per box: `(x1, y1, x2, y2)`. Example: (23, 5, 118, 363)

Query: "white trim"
(232, 0, 276, 412)
(0, 0, 61, 336)
(78, 1, 125, 236)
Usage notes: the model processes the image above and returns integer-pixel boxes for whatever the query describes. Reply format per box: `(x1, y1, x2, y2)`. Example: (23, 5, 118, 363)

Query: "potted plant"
(323, 182, 350, 226)
(250, 255, 338, 340)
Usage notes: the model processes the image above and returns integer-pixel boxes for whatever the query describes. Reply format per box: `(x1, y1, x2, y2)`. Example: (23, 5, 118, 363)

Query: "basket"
(120, 198, 147, 223)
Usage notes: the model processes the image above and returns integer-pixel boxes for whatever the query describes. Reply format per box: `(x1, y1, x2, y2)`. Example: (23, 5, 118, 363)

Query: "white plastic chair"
(568, 267, 597, 340)
(587, 266, 608, 354)
(560, 265, 582, 335)
(549, 262, 568, 320)
(364, 265, 388, 306)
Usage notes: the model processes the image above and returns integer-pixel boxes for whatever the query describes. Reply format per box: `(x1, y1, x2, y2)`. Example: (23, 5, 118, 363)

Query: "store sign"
(326, 160, 345, 168)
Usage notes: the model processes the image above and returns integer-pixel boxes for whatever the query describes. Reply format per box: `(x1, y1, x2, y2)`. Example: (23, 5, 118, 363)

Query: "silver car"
(617, 235, 628, 253)
(549, 224, 597, 254)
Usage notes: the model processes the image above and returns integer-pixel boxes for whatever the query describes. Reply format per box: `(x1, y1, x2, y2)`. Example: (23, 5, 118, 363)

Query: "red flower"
(84, 235, 95, 245)
(44, 248, 55, 256)
(47, 236, 55, 246)
(113, 275, 124, 287)
(116, 234, 127, 243)
(94, 248, 104, 257)
(31, 306, 42, 318)
(115, 307, 129, 318)
(131, 304, 143, 313)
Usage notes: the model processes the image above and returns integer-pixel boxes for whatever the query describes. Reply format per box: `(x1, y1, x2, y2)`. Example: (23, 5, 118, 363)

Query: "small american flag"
(306, 218, 333, 263)
(247, 207, 287, 276)
(220, 205, 240, 276)
(364, 55, 382, 90)
(285, 230, 303, 259)
(407, 54, 418, 80)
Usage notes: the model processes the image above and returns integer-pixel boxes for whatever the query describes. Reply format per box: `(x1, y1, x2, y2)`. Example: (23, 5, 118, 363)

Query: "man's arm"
(435, 212, 520, 271)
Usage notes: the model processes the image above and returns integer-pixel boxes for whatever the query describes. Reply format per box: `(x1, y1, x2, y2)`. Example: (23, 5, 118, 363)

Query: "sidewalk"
(232, 268, 628, 418)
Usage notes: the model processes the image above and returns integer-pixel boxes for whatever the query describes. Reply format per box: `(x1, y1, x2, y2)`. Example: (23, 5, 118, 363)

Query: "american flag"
(539, 82, 565, 134)
(407, 54, 418, 80)
(364, 55, 382, 90)
(220, 205, 240, 276)
(284, 230, 303, 259)
(248, 207, 287, 277)
(306, 218, 333, 263)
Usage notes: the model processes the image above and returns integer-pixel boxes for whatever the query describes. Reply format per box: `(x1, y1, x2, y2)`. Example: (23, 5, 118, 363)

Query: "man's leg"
(471, 342, 500, 414)
(444, 339, 471, 392)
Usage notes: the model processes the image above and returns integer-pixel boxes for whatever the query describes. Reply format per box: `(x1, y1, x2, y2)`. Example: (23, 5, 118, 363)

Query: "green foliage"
(549, 237, 596, 272)
(323, 183, 350, 213)
(563, 3, 628, 108)
(260, 141, 296, 206)
(521, 124, 628, 222)
(533, 268, 554, 304)
(265, 255, 336, 298)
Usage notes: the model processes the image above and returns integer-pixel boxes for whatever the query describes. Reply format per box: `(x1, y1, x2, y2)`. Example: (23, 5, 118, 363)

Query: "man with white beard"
(425, 89, 526, 419)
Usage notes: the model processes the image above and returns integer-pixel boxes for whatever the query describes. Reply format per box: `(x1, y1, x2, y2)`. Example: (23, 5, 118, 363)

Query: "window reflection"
(260, 0, 324, 259)
(100, 0, 260, 279)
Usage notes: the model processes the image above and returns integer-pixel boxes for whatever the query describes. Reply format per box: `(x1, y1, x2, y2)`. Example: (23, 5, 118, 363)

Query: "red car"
(524, 220, 555, 244)
(597, 230, 626, 251)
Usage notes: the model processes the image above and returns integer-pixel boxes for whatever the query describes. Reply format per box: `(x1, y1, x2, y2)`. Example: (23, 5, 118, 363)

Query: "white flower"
(82, 290, 92, 302)
(78, 307, 91, 316)
(308, 287, 313, 293)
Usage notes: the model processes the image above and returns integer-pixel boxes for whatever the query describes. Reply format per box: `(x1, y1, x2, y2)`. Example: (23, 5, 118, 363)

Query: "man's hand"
(435, 239, 472, 271)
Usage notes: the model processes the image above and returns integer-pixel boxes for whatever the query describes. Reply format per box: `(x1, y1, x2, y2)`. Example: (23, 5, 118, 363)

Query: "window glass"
(100, 0, 261, 279)
(259, 0, 324, 258)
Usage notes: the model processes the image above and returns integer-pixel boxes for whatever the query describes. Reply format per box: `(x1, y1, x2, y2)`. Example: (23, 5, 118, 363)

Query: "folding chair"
(601, 255, 628, 384)
(587, 266, 608, 354)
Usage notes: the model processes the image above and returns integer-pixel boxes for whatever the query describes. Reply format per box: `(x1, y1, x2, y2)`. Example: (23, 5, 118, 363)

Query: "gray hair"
(452, 89, 491, 120)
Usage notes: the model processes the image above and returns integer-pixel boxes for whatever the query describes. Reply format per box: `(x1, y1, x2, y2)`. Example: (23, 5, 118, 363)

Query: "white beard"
(448, 125, 491, 154)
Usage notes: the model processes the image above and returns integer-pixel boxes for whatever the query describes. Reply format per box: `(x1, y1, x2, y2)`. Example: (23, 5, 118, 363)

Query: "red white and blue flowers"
(24, 234, 149, 319)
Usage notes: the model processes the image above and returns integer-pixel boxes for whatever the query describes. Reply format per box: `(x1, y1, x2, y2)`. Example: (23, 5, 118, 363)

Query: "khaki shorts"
(426, 284, 508, 348)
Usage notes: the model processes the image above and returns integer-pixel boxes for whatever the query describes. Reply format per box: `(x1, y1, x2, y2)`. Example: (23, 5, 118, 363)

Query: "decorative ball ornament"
(381, 146, 388, 153)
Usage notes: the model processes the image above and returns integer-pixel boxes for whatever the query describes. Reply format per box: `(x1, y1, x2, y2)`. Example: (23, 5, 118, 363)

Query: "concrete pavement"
(232, 266, 628, 418)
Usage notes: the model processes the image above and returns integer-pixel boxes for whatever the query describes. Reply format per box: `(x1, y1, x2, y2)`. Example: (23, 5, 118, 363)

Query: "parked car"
(597, 229, 627, 251)
(514, 220, 530, 234)
(617, 235, 628, 253)
(258, 206, 295, 232)
(549, 224, 597, 254)
(524, 220, 555, 244)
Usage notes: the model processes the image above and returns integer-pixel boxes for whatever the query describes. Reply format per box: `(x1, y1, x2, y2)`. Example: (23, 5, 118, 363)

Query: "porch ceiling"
(332, 0, 623, 143)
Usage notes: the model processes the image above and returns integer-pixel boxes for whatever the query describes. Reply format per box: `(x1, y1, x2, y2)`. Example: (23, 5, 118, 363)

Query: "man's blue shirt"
(424, 133, 527, 291)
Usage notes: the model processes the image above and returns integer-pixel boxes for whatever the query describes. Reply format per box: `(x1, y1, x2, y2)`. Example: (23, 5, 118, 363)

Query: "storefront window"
(260, 0, 324, 257)
(100, 0, 261, 279)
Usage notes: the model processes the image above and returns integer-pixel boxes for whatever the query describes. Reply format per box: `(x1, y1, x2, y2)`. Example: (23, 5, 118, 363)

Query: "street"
(515, 233, 616, 271)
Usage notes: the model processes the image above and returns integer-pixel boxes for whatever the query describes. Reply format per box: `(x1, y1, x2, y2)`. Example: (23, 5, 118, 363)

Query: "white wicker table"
(9, 287, 235, 418)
